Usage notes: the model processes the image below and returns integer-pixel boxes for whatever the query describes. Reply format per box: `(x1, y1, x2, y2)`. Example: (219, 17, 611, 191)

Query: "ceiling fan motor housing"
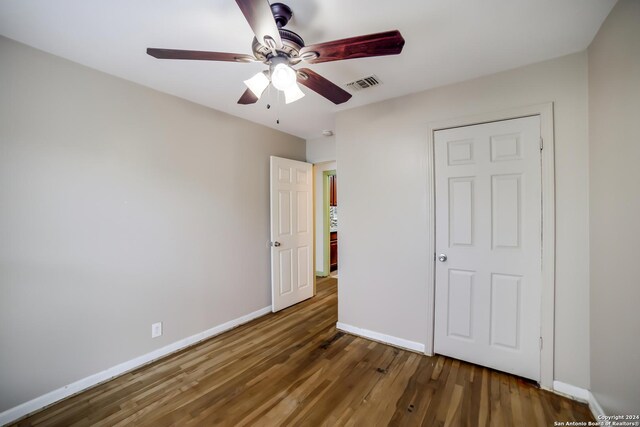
(252, 28, 305, 61)
(252, 3, 305, 62)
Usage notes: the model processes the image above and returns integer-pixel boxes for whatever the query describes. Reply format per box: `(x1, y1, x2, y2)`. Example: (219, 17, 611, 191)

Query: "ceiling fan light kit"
(243, 71, 270, 98)
(283, 83, 305, 104)
(146, 0, 405, 107)
(269, 57, 297, 91)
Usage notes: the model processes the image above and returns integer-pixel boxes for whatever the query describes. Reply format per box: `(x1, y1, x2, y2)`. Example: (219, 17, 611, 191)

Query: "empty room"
(1, 0, 639, 425)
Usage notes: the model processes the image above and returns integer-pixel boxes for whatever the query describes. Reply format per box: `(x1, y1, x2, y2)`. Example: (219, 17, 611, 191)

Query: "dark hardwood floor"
(13, 277, 593, 426)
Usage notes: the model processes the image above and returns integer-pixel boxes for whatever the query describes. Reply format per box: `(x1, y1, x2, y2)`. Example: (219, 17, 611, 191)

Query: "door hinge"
(539, 337, 543, 350)
(540, 137, 544, 151)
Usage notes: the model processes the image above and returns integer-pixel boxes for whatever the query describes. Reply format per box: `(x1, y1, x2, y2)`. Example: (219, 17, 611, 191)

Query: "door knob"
(271, 241, 281, 247)
(438, 254, 447, 262)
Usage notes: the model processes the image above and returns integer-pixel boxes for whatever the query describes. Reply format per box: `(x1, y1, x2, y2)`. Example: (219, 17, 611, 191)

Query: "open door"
(270, 156, 314, 312)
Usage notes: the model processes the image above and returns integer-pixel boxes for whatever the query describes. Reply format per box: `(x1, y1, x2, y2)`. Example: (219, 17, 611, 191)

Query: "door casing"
(425, 103, 555, 389)
(323, 169, 337, 276)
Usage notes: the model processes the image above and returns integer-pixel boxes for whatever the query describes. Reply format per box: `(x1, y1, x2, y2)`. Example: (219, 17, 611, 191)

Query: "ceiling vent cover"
(345, 75, 382, 91)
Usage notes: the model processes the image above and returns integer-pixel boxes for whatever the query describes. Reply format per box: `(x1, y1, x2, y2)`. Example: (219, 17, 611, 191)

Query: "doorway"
(325, 170, 338, 277)
(313, 162, 337, 278)
(425, 103, 556, 388)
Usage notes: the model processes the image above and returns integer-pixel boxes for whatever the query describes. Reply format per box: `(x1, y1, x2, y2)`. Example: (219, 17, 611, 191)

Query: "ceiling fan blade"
(297, 68, 352, 105)
(238, 88, 259, 105)
(147, 48, 254, 62)
(235, 0, 283, 49)
(299, 30, 405, 64)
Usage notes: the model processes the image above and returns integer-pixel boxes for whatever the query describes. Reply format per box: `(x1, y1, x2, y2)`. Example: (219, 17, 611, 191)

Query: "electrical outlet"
(151, 322, 162, 338)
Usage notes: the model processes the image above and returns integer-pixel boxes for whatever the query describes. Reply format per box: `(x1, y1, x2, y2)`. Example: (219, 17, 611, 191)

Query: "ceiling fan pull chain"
(276, 89, 281, 125)
(266, 81, 272, 110)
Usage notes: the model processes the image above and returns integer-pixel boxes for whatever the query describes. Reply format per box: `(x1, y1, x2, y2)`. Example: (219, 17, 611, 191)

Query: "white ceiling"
(0, 0, 615, 139)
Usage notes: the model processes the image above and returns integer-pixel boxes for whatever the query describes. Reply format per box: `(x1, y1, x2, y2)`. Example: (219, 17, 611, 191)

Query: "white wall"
(306, 135, 336, 164)
(336, 52, 590, 388)
(588, 0, 640, 415)
(313, 161, 337, 275)
(0, 36, 304, 412)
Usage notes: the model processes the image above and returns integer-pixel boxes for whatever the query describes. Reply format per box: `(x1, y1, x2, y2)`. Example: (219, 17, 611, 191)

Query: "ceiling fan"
(147, 0, 405, 106)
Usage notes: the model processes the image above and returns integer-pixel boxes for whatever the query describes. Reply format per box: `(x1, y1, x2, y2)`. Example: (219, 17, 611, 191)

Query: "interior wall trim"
(0, 306, 272, 426)
(424, 102, 556, 389)
(552, 381, 607, 420)
(553, 380, 590, 402)
(322, 169, 337, 276)
(336, 322, 426, 353)
(588, 391, 607, 420)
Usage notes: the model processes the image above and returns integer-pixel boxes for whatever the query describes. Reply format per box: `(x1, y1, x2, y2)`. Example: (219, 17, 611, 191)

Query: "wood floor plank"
(12, 277, 594, 426)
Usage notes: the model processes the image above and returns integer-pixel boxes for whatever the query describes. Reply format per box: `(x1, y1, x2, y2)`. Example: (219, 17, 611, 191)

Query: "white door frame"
(425, 103, 555, 389)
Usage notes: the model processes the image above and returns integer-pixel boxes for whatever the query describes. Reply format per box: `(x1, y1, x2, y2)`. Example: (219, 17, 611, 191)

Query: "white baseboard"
(587, 391, 607, 419)
(553, 381, 607, 420)
(336, 322, 425, 353)
(0, 306, 272, 426)
(553, 380, 590, 402)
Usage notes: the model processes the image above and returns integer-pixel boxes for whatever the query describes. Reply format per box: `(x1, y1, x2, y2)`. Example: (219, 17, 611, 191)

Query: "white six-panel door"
(270, 156, 314, 312)
(434, 116, 542, 381)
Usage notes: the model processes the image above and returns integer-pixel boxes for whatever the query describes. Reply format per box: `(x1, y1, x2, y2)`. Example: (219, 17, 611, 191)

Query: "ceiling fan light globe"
(243, 71, 270, 98)
(284, 83, 305, 104)
(271, 63, 297, 91)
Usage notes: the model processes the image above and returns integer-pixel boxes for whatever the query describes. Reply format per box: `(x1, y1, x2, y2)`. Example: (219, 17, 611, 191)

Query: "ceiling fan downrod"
(270, 3, 293, 28)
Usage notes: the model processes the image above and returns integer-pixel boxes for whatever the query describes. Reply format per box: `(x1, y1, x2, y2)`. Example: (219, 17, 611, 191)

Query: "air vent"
(345, 75, 382, 91)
